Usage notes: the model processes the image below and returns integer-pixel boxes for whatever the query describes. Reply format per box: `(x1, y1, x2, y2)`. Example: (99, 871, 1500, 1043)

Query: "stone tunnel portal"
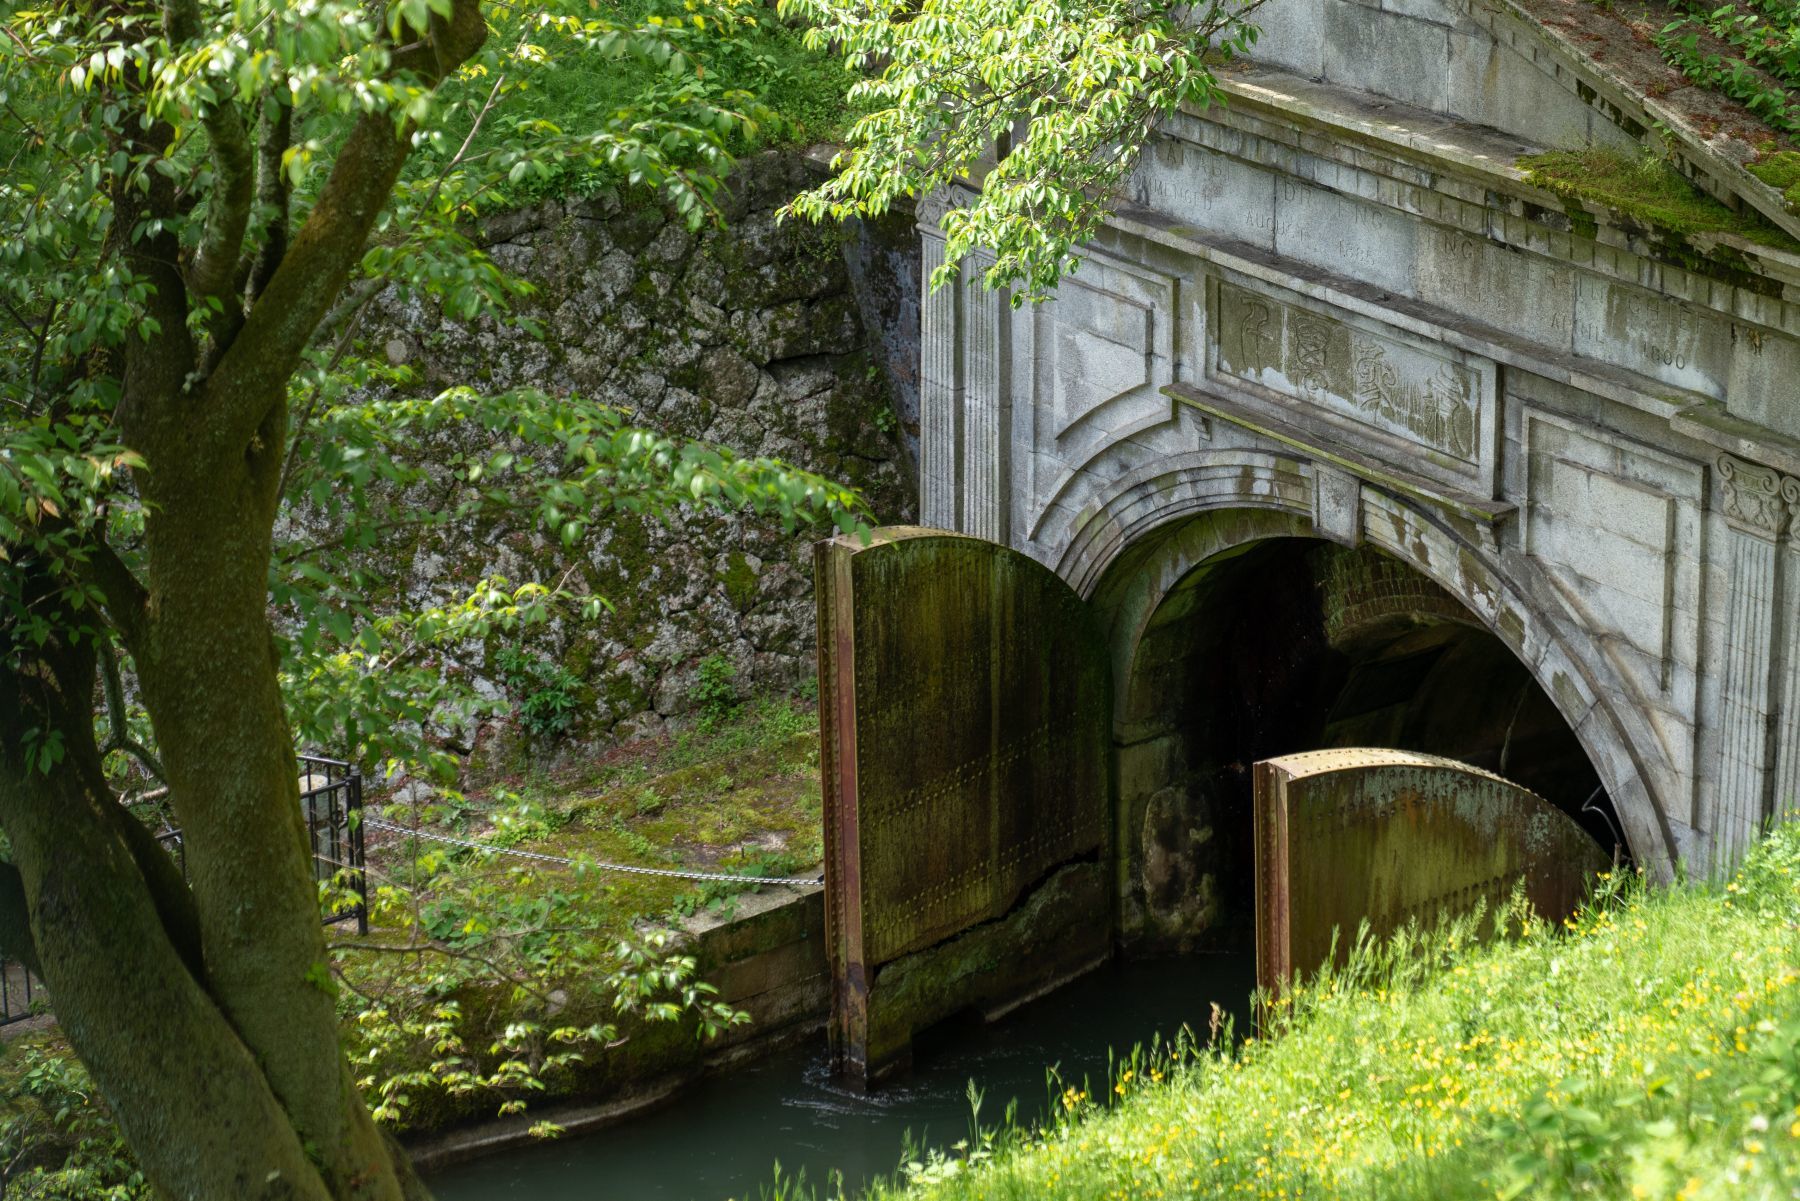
(1111, 533, 1620, 956)
(813, 522, 1621, 1081)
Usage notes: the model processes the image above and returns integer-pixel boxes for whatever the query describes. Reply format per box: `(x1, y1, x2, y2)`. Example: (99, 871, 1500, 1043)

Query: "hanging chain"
(363, 817, 816, 886)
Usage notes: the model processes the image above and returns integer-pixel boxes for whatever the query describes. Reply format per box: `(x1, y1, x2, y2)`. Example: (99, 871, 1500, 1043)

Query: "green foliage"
(668, 848, 806, 918)
(334, 691, 820, 1131)
(778, 0, 1263, 300)
(812, 829, 1800, 1201)
(346, 854, 747, 1131)
(0, 1040, 147, 1200)
(1651, 0, 1800, 135)
(2, 0, 873, 790)
(495, 646, 585, 739)
(0, 0, 865, 1183)
(452, 3, 854, 206)
(277, 383, 867, 782)
(690, 653, 741, 724)
(1520, 148, 1800, 248)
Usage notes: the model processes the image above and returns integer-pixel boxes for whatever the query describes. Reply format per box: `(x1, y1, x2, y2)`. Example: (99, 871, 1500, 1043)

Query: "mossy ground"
(834, 829, 1800, 1201)
(1520, 148, 1800, 253)
(325, 695, 825, 1133)
(407, 692, 824, 885)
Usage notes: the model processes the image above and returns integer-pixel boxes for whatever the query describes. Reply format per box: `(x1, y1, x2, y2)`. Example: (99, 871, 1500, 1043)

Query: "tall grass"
(797, 828, 1800, 1201)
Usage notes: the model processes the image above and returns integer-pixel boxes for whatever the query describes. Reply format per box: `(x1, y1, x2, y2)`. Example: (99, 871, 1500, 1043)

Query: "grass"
(416, 691, 824, 877)
(1520, 148, 1800, 252)
(813, 828, 1800, 1201)
(361, 691, 825, 954)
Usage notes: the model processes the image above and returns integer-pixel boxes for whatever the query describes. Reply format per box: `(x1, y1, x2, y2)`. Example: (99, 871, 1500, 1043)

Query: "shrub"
(690, 654, 741, 725)
(494, 647, 584, 740)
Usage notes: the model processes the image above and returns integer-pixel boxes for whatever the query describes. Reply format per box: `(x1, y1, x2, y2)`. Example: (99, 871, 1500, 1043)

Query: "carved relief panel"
(1205, 276, 1499, 495)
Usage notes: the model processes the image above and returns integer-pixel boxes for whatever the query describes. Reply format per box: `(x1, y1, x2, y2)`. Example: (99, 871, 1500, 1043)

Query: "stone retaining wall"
(364, 153, 917, 771)
(407, 882, 828, 1169)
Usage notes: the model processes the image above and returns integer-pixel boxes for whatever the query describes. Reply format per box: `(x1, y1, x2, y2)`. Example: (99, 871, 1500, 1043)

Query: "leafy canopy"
(0, 0, 868, 788)
(778, 0, 1264, 300)
(0, 0, 869, 1161)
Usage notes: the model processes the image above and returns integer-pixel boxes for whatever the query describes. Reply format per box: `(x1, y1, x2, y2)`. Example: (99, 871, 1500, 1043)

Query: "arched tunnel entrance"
(814, 522, 1623, 1082)
(1114, 535, 1621, 955)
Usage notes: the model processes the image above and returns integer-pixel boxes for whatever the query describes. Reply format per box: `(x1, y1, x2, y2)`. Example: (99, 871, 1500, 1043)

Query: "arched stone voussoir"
(1052, 449, 1313, 597)
(1063, 455, 1682, 880)
(1359, 495, 1680, 879)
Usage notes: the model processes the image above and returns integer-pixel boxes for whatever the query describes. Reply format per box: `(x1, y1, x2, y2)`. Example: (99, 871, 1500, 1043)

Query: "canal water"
(431, 952, 1255, 1201)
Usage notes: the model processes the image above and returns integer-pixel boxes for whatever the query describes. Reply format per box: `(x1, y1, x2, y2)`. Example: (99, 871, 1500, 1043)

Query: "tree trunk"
(0, 6, 490, 1192)
(0, 409, 434, 1199)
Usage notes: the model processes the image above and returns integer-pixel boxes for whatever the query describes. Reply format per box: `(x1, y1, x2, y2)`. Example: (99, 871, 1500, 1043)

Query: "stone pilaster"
(1773, 475, 1800, 822)
(918, 221, 961, 532)
(960, 254, 1009, 543)
(1713, 453, 1791, 872)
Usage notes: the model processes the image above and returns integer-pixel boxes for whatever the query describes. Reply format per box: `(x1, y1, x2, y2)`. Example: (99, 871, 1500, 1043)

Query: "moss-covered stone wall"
(365, 153, 916, 769)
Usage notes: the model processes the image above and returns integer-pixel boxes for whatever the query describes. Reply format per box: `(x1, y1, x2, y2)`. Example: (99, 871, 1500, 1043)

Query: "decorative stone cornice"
(1785, 475, 1800, 551)
(915, 186, 972, 234)
(1719, 453, 1792, 541)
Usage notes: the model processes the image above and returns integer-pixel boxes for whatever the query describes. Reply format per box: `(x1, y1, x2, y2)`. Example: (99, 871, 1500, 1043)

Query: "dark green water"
(430, 953, 1255, 1201)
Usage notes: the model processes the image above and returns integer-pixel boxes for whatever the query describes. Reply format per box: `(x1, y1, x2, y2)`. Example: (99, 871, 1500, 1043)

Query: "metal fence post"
(348, 767, 368, 936)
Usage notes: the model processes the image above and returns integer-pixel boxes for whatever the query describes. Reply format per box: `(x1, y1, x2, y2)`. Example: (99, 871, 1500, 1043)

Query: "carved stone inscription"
(1254, 748, 1606, 998)
(1213, 281, 1488, 468)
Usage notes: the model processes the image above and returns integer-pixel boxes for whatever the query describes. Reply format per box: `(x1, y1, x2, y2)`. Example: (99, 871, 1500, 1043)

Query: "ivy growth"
(1651, 0, 1800, 136)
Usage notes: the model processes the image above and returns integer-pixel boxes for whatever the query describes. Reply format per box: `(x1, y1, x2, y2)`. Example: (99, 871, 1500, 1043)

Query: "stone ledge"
(1101, 205, 1709, 426)
(1490, 0, 1800, 241)
(1183, 64, 1800, 321)
(1164, 381, 1517, 526)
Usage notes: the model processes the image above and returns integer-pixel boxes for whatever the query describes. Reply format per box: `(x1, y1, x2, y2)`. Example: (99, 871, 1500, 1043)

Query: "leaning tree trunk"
(0, 428, 433, 1200)
(0, 4, 489, 1193)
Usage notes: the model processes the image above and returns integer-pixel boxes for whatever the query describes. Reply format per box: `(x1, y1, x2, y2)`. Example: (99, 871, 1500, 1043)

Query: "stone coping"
(1195, 61, 1800, 292)
(1491, 0, 1800, 240)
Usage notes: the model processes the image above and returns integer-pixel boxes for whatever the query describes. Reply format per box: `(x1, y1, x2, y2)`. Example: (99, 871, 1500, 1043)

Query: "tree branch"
(245, 90, 293, 307)
(112, 123, 194, 438)
(163, 0, 256, 309)
(0, 598, 332, 1201)
(69, 525, 149, 651)
(98, 644, 165, 783)
(202, 0, 488, 459)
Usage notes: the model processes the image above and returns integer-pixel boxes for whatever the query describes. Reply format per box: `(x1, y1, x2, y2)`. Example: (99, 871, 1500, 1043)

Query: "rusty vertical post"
(816, 537, 870, 1077)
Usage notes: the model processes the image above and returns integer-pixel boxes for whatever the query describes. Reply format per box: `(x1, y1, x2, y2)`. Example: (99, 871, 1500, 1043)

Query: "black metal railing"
(0, 753, 368, 1027)
(298, 754, 370, 936)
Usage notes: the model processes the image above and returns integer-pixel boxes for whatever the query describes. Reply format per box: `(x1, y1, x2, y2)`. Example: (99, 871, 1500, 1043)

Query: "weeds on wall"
(495, 646, 585, 740)
(1651, 0, 1800, 135)
(690, 653, 743, 727)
